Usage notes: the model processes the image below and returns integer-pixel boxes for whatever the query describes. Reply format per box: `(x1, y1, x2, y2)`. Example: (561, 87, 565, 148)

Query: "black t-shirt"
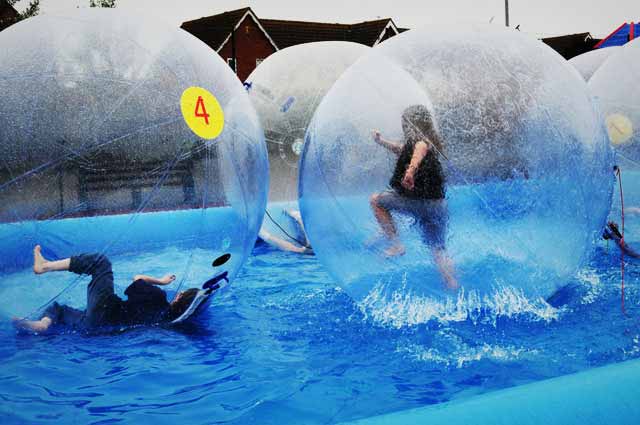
(389, 139, 445, 199)
(45, 280, 170, 329)
(122, 280, 170, 325)
(99, 280, 170, 326)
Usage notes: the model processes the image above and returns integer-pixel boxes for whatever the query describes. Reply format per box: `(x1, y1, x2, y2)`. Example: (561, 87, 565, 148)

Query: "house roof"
(261, 18, 398, 48)
(181, 7, 278, 52)
(594, 22, 639, 48)
(351, 19, 399, 45)
(0, 0, 19, 31)
(541, 32, 600, 60)
(181, 8, 250, 50)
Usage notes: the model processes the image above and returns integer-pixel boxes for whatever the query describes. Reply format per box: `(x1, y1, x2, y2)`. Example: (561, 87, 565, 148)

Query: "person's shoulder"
(125, 279, 158, 296)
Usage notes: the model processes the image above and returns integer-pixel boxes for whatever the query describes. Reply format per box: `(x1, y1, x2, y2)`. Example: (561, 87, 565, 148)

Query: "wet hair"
(401, 104, 444, 154)
(165, 288, 199, 322)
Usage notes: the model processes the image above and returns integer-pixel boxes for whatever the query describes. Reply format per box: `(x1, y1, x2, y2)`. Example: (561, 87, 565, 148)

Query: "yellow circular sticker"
(180, 87, 224, 140)
(606, 113, 633, 146)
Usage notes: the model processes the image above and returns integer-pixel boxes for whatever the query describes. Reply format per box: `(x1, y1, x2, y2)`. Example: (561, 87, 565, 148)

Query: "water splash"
(397, 340, 539, 368)
(359, 280, 560, 328)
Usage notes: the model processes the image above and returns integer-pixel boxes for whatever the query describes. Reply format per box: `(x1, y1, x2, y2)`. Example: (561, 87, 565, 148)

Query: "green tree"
(7, 0, 40, 20)
(89, 0, 116, 7)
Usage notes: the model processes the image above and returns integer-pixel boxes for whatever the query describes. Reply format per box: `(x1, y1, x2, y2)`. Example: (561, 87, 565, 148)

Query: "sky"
(12, 0, 639, 38)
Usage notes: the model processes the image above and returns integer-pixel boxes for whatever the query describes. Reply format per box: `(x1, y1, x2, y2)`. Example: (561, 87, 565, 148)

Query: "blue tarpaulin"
(596, 22, 639, 48)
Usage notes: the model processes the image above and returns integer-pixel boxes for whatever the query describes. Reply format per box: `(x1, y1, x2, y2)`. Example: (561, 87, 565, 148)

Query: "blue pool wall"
(0, 207, 250, 278)
(342, 359, 640, 425)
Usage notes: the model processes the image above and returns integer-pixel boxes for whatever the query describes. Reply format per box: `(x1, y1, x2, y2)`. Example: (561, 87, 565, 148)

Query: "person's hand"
(372, 130, 382, 144)
(402, 168, 415, 190)
(160, 274, 176, 285)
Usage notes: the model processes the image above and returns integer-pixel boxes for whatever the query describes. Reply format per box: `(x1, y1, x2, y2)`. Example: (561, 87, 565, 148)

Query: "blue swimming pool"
(0, 235, 639, 424)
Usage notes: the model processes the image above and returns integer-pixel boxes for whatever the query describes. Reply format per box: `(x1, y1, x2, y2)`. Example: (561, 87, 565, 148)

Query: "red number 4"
(194, 96, 210, 125)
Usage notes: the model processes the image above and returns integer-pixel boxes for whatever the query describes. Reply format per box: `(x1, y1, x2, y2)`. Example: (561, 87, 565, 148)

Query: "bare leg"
(33, 245, 70, 274)
(432, 248, 459, 291)
(259, 229, 313, 254)
(370, 194, 405, 256)
(12, 316, 53, 333)
(285, 209, 312, 249)
(285, 209, 303, 225)
(13, 245, 70, 332)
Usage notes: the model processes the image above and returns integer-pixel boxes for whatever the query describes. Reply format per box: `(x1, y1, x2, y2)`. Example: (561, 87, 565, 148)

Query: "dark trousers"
(45, 254, 116, 328)
(71, 254, 116, 327)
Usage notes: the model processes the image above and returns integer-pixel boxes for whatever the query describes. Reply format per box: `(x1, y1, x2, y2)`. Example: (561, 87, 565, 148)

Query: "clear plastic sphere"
(246, 42, 368, 250)
(590, 40, 640, 242)
(0, 11, 268, 286)
(300, 25, 612, 308)
(569, 46, 620, 82)
(590, 40, 640, 162)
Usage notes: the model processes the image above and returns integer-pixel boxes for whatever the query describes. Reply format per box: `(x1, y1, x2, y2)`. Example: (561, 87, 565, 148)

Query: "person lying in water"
(259, 209, 313, 255)
(12, 246, 199, 333)
(370, 104, 458, 290)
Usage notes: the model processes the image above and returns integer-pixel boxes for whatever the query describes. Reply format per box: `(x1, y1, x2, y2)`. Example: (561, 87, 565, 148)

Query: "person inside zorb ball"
(0, 10, 268, 331)
(371, 105, 457, 290)
(589, 39, 640, 259)
(299, 25, 613, 308)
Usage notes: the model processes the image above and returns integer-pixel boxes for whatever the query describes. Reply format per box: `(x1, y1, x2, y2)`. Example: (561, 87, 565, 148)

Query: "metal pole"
(505, 0, 510, 27)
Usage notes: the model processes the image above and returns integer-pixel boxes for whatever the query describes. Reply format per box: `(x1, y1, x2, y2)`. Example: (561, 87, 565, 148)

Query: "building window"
(227, 58, 237, 73)
(256, 58, 263, 67)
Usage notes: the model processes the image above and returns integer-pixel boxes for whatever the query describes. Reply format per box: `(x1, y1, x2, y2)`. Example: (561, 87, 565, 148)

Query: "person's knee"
(370, 193, 381, 208)
(91, 254, 112, 273)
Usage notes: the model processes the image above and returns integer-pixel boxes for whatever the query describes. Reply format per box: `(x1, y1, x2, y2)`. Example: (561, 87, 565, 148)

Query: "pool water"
(1, 237, 639, 424)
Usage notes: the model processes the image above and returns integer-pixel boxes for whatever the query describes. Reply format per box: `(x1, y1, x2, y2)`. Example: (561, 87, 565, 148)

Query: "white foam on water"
(576, 268, 604, 305)
(397, 339, 539, 368)
(359, 279, 560, 328)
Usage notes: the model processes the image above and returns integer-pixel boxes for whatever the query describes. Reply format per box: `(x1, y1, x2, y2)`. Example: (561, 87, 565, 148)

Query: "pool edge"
(339, 358, 640, 425)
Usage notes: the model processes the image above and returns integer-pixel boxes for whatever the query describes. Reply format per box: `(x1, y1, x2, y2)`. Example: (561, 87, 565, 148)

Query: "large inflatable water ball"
(0, 10, 268, 315)
(589, 39, 640, 239)
(300, 25, 612, 312)
(590, 40, 640, 163)
(569, 46, 621, 82)
(246, 42, 368, 252)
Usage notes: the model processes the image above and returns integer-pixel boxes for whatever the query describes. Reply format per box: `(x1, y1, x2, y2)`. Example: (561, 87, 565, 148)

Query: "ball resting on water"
(0, 10, 268, 283)
(300, 25, 612, 310)
(589, 39, 640, 245)
(246, 42, 368, 250)
(590, 39, 640, 163)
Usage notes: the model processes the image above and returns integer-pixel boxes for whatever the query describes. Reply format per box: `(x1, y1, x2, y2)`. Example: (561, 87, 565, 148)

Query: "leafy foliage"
(7, 0, 40, 20)
(89, 0, 116, 7)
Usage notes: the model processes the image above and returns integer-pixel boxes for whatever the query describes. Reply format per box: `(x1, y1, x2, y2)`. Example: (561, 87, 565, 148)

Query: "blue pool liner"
(341, 359, 640, 425)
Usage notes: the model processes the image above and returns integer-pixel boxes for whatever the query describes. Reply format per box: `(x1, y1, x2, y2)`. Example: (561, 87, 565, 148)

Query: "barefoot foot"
(33, 245, 48, 274)
(12, 316, 52, 333)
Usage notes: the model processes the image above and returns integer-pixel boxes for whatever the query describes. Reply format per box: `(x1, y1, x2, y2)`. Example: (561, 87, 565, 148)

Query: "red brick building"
(181, 7, 403, 81)
(0, 0, 19, 32)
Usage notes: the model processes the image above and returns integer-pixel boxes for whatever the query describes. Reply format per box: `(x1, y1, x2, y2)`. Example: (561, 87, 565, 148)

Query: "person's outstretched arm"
(372, 130, 403, 155)
(133, 274, 176, 286)
(401, 141, 429, 190)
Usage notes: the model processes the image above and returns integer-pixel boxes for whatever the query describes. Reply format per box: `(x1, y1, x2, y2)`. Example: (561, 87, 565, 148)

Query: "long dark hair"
(401, 105, 444, 155)
(165, 288, 199, 322)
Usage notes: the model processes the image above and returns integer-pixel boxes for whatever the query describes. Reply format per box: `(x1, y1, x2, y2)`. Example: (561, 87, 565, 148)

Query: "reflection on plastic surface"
(300, 25, 612, 313)
(0, 10, 268, 290)
(247, 42, 368, 250)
